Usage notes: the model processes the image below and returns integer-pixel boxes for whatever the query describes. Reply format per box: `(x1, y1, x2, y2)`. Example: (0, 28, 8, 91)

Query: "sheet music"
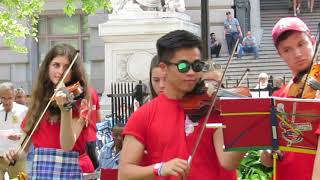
(0, 129, 22, 155)
(250, 91, 269, 98)
(220, 97, 320, 153)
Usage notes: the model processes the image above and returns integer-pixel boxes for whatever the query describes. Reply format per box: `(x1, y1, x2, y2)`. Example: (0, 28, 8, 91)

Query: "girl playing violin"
(4, 44, 92, 179)
(260, 17, 320, 180)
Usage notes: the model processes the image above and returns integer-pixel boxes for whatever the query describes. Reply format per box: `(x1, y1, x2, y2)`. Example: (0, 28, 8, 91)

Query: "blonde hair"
(258, 73, 269, 79)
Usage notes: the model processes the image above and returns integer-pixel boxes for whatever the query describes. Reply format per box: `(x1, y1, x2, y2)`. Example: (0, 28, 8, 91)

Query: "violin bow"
(188, 39, 240, 164)
(300, 22, 320, 98)
(16, 50, 80, 158)
(236, 68, 250, 87)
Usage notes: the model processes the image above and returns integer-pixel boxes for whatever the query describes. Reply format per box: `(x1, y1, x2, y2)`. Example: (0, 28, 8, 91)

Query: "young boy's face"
(277, 31, 314, 76)
(162, 47, 202, 97)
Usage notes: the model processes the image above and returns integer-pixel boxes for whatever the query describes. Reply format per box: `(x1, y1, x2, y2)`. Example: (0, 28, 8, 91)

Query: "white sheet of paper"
(0, 129, 21, 155)
(250, 91, 270, 98)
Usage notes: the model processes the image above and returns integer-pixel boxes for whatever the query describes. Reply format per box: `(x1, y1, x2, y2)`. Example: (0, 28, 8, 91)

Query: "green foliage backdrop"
(0, 0, 111, 53)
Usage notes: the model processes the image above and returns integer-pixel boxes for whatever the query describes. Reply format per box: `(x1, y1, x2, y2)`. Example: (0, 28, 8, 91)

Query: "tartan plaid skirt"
(29, 148, 83, 180)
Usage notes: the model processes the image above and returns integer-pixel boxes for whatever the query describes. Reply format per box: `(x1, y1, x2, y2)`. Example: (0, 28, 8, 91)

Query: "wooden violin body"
(181, 80, 251, 122)
(61, 81, 84, 111)
(302, 64, 320, 98)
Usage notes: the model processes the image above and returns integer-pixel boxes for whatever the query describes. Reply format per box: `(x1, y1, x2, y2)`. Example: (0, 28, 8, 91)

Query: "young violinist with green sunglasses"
(118, 30, 246, 180)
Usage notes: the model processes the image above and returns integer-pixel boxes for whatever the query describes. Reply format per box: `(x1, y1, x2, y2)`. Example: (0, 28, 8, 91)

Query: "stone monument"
(99, 0, 200, 114)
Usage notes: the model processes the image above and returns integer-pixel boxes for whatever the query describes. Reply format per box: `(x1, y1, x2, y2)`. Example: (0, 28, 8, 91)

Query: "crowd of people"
(0, 12, 320, 180)
(211, 3, 317, 61)
(210, 11, 260, 60)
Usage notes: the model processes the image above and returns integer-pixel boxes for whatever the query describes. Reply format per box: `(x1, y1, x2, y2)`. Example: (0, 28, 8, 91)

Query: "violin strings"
(188, 38, 240, 164)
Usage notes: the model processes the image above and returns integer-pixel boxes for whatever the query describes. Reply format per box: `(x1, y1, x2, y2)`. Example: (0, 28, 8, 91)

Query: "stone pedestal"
(249, 0, 262, 45)
(98, 11, 200, 115)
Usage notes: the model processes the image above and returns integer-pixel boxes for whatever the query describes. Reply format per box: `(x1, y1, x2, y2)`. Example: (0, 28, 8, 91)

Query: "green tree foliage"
(0, 0, 111, 53)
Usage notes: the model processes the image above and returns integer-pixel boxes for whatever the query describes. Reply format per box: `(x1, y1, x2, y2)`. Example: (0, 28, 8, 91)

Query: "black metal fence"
(225, 75, 288, 88)
(225, 75, 290, 97)
(107, 82, 135, 126)
(107, 81, 148, 126)
(106, 75, 290, 126)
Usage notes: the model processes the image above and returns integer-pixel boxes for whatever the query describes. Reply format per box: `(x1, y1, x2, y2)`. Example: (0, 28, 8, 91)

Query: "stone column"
(249, 0, 262, 45)
(98, 12, 200, 114)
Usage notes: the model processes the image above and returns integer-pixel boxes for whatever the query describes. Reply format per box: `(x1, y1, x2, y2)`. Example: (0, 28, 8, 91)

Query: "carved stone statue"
(163, 0, 185, 12)
(110, 0, 132, 13)
(136, 0, 163, 9)
(110, 0, 185, 14)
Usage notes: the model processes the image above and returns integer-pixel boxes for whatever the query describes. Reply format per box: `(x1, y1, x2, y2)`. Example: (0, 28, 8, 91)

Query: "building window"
(37, 15, 89, 64)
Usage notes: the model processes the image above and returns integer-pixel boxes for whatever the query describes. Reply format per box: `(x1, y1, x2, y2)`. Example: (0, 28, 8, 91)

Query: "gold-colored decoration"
(11, 172, 28, 180)
(11, 115, 18, 124)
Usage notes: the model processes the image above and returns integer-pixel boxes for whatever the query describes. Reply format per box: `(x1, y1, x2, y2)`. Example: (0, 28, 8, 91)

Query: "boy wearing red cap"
(260, 17, 320, 180)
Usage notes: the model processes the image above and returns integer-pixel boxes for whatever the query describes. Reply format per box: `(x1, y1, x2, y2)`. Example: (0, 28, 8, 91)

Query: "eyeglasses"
(0, 97, 14, 102)
(168, 60, 205, 73)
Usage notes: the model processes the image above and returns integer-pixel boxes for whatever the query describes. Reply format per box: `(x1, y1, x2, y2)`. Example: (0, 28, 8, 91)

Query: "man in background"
(224, 11, 243, 55)
(209, 32, 222, 58)
(237, 31, 259, 60)
(0, 82, 28, 179)
(14, 88, 27, 106)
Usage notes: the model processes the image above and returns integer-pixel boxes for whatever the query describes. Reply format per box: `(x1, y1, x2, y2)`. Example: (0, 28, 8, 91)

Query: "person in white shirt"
(14, 88, 27, 106)
(254, 73, 272, 90)
(0, 82, 28, 179)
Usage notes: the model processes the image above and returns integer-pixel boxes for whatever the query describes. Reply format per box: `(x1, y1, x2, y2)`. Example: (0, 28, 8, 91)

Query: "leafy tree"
(0, 0, 111, 53)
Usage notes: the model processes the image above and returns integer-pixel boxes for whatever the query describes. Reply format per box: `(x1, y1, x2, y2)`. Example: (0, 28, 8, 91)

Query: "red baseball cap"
(272, 17, 310, 45)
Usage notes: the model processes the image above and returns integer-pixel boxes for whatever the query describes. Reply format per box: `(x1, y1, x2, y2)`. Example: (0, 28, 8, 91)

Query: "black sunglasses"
(168, 60, 205, 73)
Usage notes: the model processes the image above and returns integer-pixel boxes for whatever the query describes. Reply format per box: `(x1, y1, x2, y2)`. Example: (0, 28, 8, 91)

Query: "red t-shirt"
(79, 153, 95, 173)
(123, 94, 236, 180)
(273, 79, 320, 180)
(86, 87, 100, 142)
(21, 101, 88, 155)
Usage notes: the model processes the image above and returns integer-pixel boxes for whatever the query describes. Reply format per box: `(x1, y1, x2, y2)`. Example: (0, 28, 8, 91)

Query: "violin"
(65, 81, 84, 98)
(61, 81, 85, 111)
(182, 79, 251, 122)
(299, 63, 320, 99)
(187, 38, 240, 165)
(49, 81, 84, 113)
